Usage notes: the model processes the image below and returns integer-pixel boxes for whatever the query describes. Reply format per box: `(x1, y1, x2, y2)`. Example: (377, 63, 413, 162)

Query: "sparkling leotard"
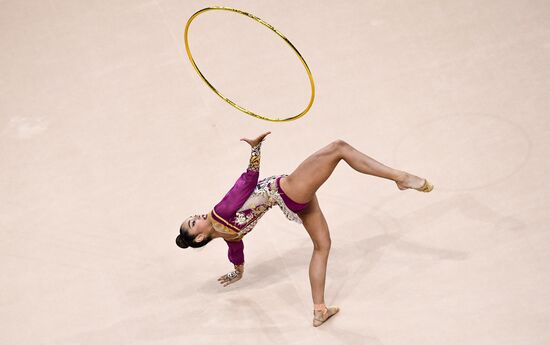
(208, 143, 308, 265)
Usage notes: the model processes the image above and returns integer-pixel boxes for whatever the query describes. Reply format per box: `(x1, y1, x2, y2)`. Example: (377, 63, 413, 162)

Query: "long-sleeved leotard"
(207, 142, 307, 266)
(208, 143, 261, 265)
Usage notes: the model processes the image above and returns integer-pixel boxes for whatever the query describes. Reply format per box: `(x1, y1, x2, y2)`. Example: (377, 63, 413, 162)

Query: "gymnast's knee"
(329, 139, 351, 156)
(313, 238, 331, 254)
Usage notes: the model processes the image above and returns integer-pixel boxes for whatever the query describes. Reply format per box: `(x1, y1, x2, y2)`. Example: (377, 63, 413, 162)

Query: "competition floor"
(2, 1, 549, 344)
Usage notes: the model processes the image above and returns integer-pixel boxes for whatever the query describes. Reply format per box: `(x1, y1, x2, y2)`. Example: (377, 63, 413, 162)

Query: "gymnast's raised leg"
(281, 140, 431, 205)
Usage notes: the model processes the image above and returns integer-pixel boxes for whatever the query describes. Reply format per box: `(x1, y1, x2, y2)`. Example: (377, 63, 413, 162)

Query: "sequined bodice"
(229, 177, 278, 239)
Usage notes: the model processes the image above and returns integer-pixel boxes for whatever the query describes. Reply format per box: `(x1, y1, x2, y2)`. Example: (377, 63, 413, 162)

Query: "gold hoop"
(184, 6, 315, 122)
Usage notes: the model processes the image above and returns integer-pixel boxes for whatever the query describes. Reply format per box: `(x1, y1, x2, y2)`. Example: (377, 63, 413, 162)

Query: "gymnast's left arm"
(212, 132, 271, 220)
(240, 131, 271, 163)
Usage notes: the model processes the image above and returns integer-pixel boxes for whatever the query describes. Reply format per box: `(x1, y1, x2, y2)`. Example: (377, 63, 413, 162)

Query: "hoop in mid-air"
(184, 6, 315, 122)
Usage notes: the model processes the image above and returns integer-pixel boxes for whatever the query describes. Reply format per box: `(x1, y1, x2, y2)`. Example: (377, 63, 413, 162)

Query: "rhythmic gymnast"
(176, 132, 433, 327)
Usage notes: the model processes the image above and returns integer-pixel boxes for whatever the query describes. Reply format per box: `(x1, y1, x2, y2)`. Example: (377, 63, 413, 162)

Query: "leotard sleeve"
(225, 239, 244, 265)
(213, 143, 262, 220)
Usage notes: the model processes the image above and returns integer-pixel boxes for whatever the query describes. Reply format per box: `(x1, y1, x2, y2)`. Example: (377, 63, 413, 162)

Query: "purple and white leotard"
(207, 142, 308, 265)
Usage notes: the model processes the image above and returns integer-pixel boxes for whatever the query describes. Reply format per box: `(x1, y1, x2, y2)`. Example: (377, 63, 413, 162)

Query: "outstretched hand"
(217, 269, 243, 287)
(240, 131, 271, 147)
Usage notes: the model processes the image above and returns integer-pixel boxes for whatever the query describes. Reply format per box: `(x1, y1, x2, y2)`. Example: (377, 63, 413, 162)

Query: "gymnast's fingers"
(257, 131, 271, 142)
(223, 278, 237, 287)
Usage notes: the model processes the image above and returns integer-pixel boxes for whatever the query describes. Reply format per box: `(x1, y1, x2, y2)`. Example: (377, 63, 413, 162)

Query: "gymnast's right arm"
(217, 240, 245, 287)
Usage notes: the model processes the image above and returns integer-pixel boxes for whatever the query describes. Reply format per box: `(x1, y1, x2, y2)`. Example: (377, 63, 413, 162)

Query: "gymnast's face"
(183, 214, 209, 241)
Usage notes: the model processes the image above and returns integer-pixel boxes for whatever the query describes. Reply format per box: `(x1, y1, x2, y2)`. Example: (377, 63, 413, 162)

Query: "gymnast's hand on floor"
(218, 265, 244, 287)
(240, 131, 271, 148)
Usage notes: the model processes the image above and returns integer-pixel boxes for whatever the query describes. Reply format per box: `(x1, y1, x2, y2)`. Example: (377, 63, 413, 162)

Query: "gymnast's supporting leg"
(280, 139, 428, 204)
(298, 195, 339, 326)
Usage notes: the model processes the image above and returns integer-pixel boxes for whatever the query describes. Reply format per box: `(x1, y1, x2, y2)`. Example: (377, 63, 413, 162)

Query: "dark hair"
(175, 223, 212, 249)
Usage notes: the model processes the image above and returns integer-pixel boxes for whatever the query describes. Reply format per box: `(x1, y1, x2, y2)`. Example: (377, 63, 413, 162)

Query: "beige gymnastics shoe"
(396, 173, 434, 193)
(416, 179, 434, 192)
(313, 306, 340, 327)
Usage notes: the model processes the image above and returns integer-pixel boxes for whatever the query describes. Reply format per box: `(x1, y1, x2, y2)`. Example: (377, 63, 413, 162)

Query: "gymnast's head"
(176, 214, 213, 249)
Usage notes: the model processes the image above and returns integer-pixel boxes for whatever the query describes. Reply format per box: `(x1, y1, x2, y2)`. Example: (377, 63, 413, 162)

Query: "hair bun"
(175, 235, 189, 249)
